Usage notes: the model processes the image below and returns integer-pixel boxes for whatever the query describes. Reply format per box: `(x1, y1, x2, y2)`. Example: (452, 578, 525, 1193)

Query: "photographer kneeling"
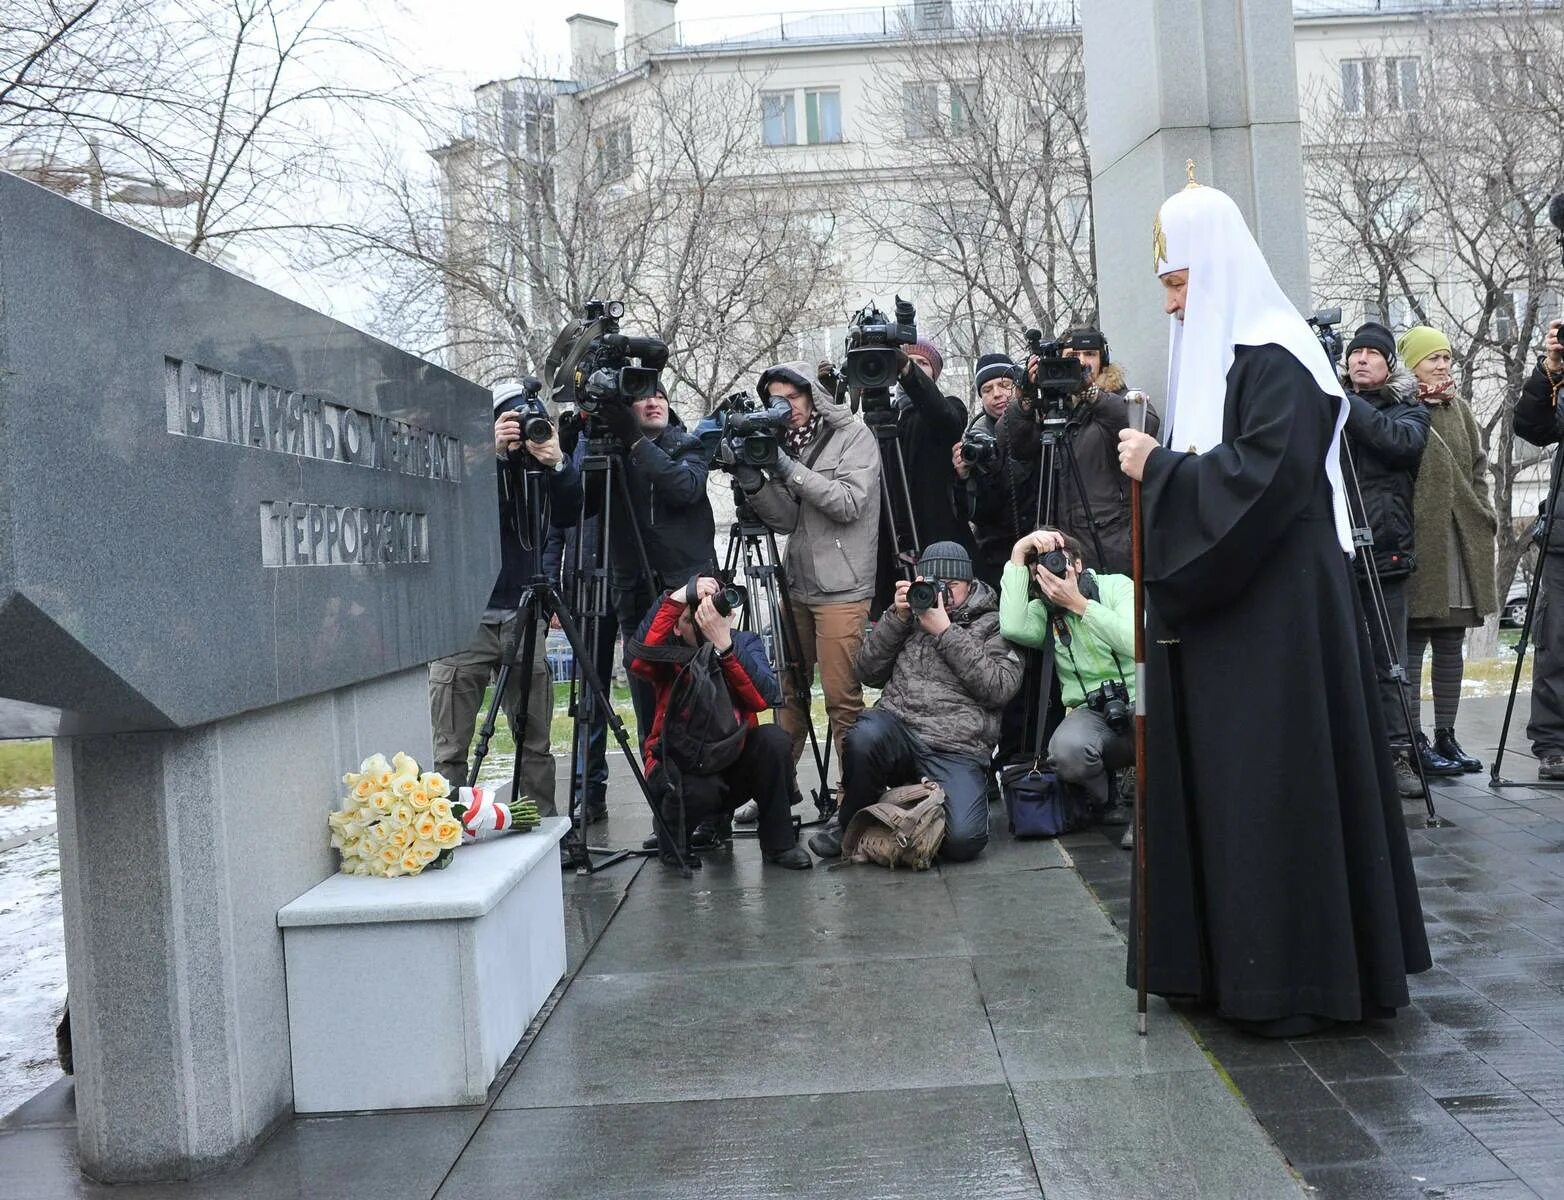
(809, 542, 1023, 863)
(628, 577, 811, 870)
(999, 529, 1134, 823)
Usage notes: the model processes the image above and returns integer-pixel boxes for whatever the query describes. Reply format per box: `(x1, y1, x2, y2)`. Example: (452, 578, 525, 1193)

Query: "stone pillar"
(1082, 0, 1311, 396)
(54, 668, 431, 1183)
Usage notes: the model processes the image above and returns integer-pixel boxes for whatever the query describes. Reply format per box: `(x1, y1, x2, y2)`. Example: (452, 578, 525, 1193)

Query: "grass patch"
(0, 740, 53, 792)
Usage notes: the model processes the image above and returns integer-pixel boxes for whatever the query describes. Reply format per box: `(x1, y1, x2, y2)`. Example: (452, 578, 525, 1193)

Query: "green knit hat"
(1397, 325, 1452, 370)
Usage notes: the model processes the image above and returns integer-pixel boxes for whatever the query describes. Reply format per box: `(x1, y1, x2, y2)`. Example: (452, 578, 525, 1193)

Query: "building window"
(1062, 193, 1090, 248)
(1385, 57, 1420, 112)
(762, 91, 796, 147)
(595, 121, 633, 183)
(904, 81, 940, 139)
(950, 81, 980, 133)
(805, 88, 842, 144)
(1342, 59, 1367, 115)
(1382, 180, 1422, 229)
(523, 93, 556, 159)
(1389, 295, 1422, 332)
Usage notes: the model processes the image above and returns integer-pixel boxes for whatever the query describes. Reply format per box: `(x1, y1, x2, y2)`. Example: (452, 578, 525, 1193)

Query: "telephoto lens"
(523, 413, 554, 443)
(711, 584, 744, 618)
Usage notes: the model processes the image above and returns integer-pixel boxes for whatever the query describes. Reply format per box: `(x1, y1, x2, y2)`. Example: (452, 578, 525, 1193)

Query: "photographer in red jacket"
(628, 578, 812, 869)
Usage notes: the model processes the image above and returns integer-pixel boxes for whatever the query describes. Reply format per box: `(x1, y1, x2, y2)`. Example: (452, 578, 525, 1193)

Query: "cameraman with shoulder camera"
(587, 380, 717, 739)
(808, 542, 1023, 863)
(627, 576, 812, 870)
(737, 360, 881, 778)
(430, 383, 583, 814)
(1513, 317, 1564, 779)
(999, 528, 1134, 820)
(997, 326, 1155, 575)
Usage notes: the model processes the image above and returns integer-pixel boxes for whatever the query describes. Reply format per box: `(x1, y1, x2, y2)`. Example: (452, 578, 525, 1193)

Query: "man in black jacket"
(870, 338, 975, 612)
(956, 352, 1020, 590)
(996, 326, 1153, 576)
(1512, 318, 1564, 779)
(1338, 322, 1433, 797)
(588, 382, 717, 740)
(430, 384, 584, 814)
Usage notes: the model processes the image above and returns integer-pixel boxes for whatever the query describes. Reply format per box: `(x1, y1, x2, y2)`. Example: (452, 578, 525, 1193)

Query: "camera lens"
(1041, 549, 1068, 578)
(907, 580, 936, 613)
(524, 415, 553, 444)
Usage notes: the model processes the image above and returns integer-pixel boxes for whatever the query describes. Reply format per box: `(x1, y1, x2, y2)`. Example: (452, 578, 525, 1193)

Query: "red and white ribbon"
(457, 787, 511, 841)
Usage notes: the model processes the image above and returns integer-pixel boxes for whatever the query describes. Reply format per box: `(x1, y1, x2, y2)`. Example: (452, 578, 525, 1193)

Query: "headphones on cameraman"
(1061, 327, 1110, 369)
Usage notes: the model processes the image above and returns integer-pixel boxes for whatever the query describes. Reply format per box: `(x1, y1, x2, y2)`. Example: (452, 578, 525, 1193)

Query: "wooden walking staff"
(1125, 389, 1151, 1036)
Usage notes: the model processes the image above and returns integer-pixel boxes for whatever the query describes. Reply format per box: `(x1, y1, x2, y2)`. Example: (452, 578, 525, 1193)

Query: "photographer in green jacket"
(999, 527, 1135, 823)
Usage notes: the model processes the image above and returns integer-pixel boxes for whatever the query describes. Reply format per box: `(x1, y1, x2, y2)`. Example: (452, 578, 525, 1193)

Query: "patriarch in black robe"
(1116, 178, 1429, 1037)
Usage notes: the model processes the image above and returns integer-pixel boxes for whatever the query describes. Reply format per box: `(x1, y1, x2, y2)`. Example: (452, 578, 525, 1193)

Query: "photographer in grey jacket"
(739, 361, 882, 783)
(808, 541, 1023, 863)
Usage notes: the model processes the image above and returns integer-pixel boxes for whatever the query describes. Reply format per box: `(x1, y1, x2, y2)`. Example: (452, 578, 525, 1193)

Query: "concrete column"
(1082, 0, 1311, 397)
(54, 667, 432, 1182)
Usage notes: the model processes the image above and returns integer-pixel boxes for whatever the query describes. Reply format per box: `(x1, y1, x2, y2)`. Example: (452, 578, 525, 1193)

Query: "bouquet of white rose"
(328, 753, 543, 877)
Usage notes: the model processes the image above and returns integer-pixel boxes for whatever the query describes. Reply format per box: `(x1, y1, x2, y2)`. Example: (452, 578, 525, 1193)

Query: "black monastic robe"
(1130, 343, 1430, 1024)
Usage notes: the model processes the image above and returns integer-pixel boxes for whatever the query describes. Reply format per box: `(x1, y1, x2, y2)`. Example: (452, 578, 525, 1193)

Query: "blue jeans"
(839, 708, 990, 862)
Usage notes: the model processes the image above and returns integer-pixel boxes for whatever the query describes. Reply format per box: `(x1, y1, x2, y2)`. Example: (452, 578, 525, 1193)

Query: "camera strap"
(801, 426, 836, 471)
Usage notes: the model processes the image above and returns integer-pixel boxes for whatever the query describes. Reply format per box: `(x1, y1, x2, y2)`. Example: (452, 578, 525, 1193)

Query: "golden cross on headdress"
(1185, 159, 1201, 189)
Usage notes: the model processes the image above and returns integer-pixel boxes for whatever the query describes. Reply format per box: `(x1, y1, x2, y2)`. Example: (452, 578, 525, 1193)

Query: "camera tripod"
(863, 405, 923, 585)
(721, 484, 837, 826)
(1491, 445, 1564, 790)
(1340, 442, 1445, 824)
(465, 448, 683, 877)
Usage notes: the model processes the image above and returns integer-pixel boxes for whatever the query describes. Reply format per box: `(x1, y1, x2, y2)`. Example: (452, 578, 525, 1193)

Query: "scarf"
(784, 409, 825, 456)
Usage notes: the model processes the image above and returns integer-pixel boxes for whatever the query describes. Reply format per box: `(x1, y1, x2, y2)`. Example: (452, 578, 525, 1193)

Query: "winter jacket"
(596, 421, 717, 593)
(1338, 364, 1429, 580)
(746, 362, 882, 603)
(487, 453, 584, 611)
(1514, 359, 1564, 556)
(855, 579, 1023, 758)
(998, 563, 1135, 710)
(959, 408, 1014, 579)
(1407, 394, 1498, 624)
(873, 365, 976, 611)
(628, 592, 780, 771)
(994, 365, 1157, 576)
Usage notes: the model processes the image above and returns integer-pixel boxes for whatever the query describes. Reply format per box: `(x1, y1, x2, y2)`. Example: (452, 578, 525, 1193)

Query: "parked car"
(1502, 579, 1529, 629)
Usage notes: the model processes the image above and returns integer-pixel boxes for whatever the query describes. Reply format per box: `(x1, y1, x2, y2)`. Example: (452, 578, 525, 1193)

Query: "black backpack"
(629, 638, 748, 777)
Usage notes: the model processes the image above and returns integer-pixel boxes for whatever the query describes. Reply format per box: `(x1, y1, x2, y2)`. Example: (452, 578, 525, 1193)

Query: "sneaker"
(1416, 731, 1464, 778)
(808, 826, 843, 859)
(1393, 754, 1426, 799)
(763, 845, 814, 870)
(1433, 727, 1483, 774)
(733, 799, 760, 824)
(1119, 824, 1134, 851)
(1540, 753, 1564, 781)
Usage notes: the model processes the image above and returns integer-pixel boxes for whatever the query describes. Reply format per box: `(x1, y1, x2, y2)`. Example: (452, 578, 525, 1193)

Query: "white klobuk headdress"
(1155, 166, 1353, 554)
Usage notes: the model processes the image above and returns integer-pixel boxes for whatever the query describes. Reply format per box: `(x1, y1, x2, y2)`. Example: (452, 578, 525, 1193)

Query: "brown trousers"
(777, 597, 870, 779)
(429, 615, 556, 815)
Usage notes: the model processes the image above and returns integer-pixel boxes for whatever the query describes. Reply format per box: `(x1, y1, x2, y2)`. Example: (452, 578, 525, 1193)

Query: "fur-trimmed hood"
(1339, 362, 1419, 405)
(1094, 362, 1127, 394)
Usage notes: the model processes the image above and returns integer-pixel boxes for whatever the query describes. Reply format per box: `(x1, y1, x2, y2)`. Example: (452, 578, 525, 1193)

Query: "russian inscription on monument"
(0, 171, 497, 735)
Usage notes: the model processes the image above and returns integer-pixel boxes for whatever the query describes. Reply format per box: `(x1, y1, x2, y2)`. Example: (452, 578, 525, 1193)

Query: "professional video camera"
(1307, 306, 1345, 367)
(1021, 328, 1086, 416)
(843, 296, 918, 416)
(493, 378, 554, 450)
(543, 298, 670, 434)
(694, 391, 794, 471)
(959, 426, 999, 473)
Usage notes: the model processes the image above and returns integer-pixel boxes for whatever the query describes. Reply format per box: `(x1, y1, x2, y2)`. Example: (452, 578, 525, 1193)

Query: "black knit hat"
(916, 540, 974, 583)
(974, 353, 1016, 391)
(1346, 322, 1397, 366)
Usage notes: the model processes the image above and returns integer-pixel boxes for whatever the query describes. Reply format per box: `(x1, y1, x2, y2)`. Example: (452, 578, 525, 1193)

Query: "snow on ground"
(0, 786, 65, 1118)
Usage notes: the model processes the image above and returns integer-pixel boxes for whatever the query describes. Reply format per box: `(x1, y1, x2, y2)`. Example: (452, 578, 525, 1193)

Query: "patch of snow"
(0, 787, 66, 1118)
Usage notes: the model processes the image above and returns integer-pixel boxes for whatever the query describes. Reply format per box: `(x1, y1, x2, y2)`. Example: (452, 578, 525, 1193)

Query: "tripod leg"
(468, 618, 524, 789)
(506, 607, 542, 807)
(1494, 541, 1552, 785)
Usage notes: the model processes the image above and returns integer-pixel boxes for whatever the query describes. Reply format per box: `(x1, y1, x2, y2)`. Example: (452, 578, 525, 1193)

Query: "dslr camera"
(906, 577, 949, 614)
(959, 426, 999, 473)
(493, 377, 554, 452)
(843, 296, 918, 418)
(543, 299, 669, 434)
(695, 390, 793, 471)
(1026, 546, 1100, 606)
(1084, 679, 1132, 734)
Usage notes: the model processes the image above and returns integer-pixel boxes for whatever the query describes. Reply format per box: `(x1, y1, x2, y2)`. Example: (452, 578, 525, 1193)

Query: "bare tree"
(845, 0, 1095, 382)
(1302, 9, 1564, 657)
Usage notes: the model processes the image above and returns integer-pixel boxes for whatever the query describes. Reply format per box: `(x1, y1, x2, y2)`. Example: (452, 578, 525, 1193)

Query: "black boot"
(1434, 727, 1482, 773)
(1416, 731, 1464, 777)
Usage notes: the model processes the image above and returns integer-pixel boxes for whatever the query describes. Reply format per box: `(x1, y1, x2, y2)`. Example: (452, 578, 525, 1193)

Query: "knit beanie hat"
(1345, 322, 1397, 366)
(1397, 325, 1452, 370)
(910, 339, 944, 381)
(916, 540, 974, 582)
(974, 353, 1016, 391)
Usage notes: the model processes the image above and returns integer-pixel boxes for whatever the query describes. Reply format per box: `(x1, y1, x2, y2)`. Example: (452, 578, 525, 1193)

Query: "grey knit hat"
(916, 541, 974, 582)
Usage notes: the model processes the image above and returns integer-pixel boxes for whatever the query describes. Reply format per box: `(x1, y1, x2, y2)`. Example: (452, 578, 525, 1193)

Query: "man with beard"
(1115, 176, 1429, 1036)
